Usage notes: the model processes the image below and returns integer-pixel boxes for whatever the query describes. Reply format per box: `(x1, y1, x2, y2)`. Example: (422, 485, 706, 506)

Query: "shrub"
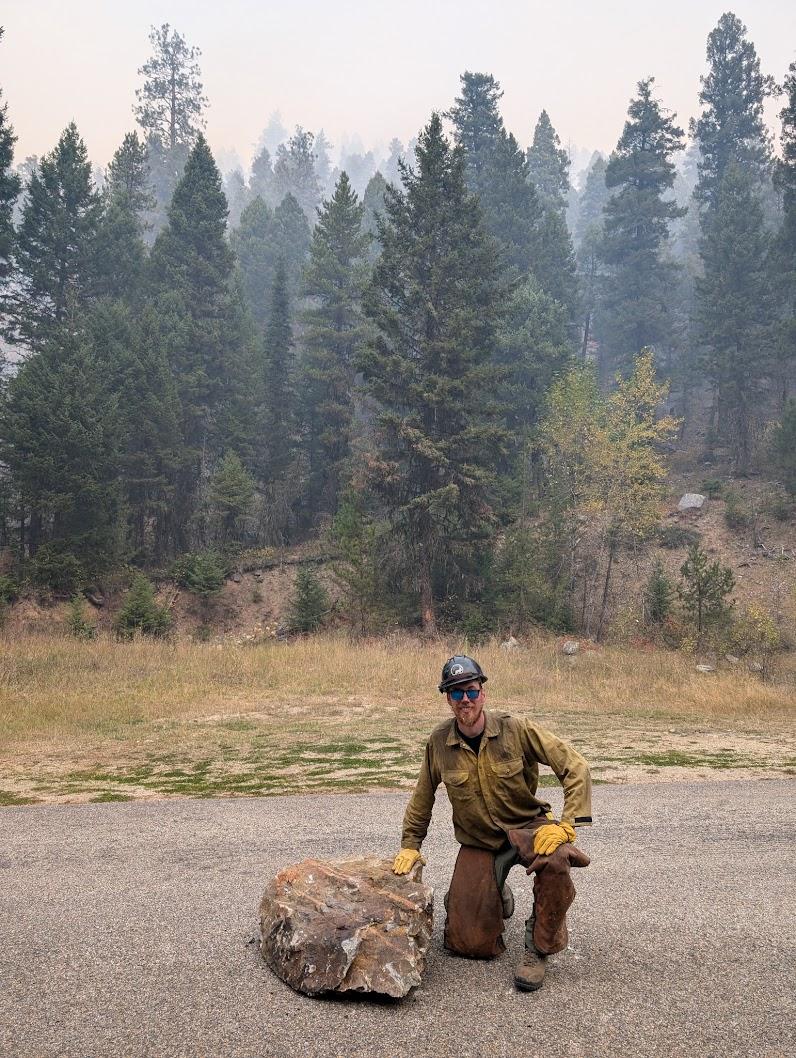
(0, 574, 19, 604)
(31, 545, 84, 595)
(678, 544, 734, 640)
(288, 566, 329, 633)
(761, 487, 793, 522)
(66, 595, 96, 640)
(643, 560, 674, 626)
(172, 551, 226, 599)
(114, 574, 171, 638)
(723, 488, 751, 530)
(729, 605, 781, 679)
(657, 524, 701, 549)
(769, 400, 796, 496)
(700, 478, 724, 499)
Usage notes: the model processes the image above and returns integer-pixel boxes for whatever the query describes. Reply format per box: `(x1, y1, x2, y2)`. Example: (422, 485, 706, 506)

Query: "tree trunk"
(417, 547, 436, 636)
(596, 536, 616, 642)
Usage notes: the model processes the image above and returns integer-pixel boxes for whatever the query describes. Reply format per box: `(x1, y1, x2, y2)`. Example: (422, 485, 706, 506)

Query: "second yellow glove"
(533, 821, 576, 856)
(392, 848, 427, 875)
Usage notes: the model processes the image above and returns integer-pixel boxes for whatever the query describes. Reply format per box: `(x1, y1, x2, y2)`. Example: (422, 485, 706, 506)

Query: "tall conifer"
(449, 73, 543, 279)
(599, 78, 685, 375)
(696, 164, 773, 471)
(527, 110, 571, 212)
(361, 114, 508, 632)
(149, 135, 254, 542)
(299, 173, 370, 517)
(12, 124, 100, 351)
(0, 27, 20, 327)
(261, 260, 295, 484)
(692, 12, 774, 209)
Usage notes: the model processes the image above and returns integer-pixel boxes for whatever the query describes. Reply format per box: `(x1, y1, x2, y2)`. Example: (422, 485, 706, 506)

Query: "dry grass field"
(1, 632, 794, 805)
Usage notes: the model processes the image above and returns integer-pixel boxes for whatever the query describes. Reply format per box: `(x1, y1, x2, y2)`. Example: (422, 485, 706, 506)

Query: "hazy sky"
(3, 1, 795, 176)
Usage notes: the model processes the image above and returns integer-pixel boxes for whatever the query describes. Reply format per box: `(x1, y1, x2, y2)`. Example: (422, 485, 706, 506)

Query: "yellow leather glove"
(392, 848, 426, 875)
(533, 821, 576, 856)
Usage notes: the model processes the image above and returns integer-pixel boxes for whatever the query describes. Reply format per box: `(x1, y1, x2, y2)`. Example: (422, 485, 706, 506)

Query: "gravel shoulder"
(1, 779, 794, 1058)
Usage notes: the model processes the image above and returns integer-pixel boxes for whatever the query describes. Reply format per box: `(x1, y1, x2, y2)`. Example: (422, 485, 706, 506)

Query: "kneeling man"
(393, 655, 592, 991)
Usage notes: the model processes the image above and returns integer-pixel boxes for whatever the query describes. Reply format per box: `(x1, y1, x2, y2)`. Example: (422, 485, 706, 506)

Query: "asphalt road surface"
(1, 779, 795, 1058)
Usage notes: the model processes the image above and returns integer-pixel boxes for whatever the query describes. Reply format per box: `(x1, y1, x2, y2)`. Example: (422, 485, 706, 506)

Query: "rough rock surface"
(259, 856, 433, 998)
(678, 492, 707, 511)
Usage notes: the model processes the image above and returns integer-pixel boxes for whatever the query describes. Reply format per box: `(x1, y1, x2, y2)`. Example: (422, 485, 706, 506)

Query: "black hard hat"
(439, 655, 487, 693)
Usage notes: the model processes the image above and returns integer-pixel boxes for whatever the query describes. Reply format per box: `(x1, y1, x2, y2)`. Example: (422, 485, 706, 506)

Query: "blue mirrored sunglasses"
(449, 688, 481, 703)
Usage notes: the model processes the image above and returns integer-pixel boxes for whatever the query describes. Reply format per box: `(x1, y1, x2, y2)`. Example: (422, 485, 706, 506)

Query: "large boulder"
(259, 856, 433, 998)
(678, 492, 707, 512)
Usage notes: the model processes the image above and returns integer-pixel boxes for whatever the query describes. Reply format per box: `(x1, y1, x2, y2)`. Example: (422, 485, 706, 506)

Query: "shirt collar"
(445, 709, 500, 747)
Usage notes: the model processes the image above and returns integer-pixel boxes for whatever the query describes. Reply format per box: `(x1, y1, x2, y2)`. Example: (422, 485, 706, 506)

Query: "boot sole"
(514, 977, 544, 992)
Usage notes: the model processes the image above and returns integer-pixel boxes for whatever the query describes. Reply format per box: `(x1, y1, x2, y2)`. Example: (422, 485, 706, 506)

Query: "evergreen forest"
(1, 14, 795, 645)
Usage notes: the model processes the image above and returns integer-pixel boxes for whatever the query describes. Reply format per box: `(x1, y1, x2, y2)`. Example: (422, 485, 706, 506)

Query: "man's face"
(446, 679, 485, 729)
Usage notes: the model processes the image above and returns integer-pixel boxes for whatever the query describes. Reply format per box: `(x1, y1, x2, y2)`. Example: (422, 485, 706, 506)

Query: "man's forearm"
(400, 746, 438, 849)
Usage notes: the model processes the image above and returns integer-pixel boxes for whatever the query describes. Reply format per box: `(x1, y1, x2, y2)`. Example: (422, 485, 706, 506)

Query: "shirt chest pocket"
(488, 757, 526, 793)
(442, 769, 473, 801)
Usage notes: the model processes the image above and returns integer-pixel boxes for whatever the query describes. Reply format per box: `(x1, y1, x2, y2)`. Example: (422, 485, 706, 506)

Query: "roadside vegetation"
(1, 633, 793, 806)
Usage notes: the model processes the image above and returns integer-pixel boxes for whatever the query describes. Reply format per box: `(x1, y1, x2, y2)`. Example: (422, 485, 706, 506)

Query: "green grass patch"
(0, 790, 39, 806)
(612, 750, 759, 769)
(90, 792, 133, 803)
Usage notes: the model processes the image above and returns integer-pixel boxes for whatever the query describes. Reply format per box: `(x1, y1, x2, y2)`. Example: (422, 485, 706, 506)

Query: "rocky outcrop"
(259, 856, 433, 998)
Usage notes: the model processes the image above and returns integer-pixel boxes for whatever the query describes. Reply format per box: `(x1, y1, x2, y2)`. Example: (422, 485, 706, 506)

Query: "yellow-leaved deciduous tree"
(539, 349, 679, 640)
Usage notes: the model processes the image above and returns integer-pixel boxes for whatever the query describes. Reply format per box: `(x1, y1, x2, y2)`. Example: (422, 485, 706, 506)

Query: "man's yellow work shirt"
(401, 709, 592, 852)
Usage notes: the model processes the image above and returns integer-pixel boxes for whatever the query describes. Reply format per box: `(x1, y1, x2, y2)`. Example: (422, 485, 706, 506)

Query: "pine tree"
(149, 135, 255, 543)
(362, 171, 387, 259)
(231, 196, 273, 329)
(207, 451, 255, 544)
(259, 112, 287, 156)
(692, 12, 775, 210)
(772, 61, 796, 407)
(114, 573, 172, 638)
(448, 72, 543, 280)
(261, 260, 296, 485)
(382, 139, 405, 186)
(135, 23, 206, 151)
(525, 110, 578, 320)
(106, 131, 153, 214)
(643, 559, 674, 625)
(299, 173, 371, 518)
(11, 123, 100, 351)
(331, 492, 387, 636)
(598, 78, 685, 375)
(0, 27, 20, 328)
(288, 566, 329, 633)
(361, 113, 509, 633)
(314, 129, 333, 195)
(224, 168, 248, 228)
(678, 543, 734, 640)
(270, 193, 312, 293)
(497, 275, 571, 462)
(696, 163, 773, 471)
(0, 331, 120, 582)
(249, 145, 275, 206)
(85, 300, 180, 560)
(527, 110, 571, 212)
(92, 133, 154, 301)
(135, 23, 207, 231)
(273, 128, 321, 221)
(770, 400, 796, 496)
(574, 155, 609, 358)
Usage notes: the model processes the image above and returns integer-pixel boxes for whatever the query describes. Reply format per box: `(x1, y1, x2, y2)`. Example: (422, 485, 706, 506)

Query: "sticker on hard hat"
(450, 664, 464, 675)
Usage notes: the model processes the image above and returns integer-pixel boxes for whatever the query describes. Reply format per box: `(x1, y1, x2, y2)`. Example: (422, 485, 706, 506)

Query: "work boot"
(502, 883, 515, 919)
(514, 947, 547, 992)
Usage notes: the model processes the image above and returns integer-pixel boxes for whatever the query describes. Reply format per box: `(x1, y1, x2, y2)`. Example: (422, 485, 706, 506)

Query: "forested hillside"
(0, 15, 794, 657)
